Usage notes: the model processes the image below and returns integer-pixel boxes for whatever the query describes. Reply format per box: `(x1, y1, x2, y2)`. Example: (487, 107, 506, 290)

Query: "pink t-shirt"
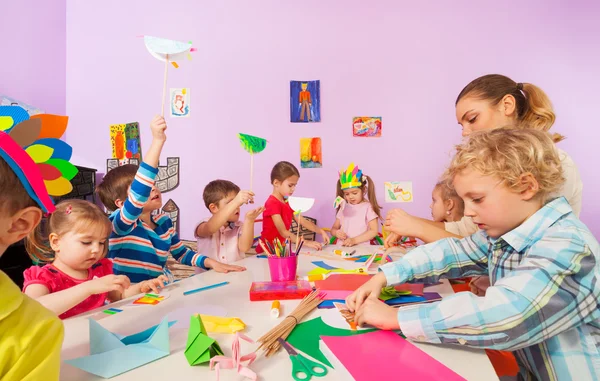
(336, 201, 379, 245)
(23, 258, 113, 320)
(195, 219, 244, 274)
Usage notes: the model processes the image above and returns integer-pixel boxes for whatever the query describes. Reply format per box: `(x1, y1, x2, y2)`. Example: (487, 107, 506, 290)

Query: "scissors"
(278, 338, 328, 380)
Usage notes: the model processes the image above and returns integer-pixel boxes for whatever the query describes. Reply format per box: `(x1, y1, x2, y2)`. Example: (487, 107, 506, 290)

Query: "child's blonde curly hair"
(445, 127, 565, 202)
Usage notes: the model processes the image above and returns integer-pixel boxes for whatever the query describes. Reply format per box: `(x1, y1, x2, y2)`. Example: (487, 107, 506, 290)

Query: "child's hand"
(320, 230, 331, 244)
(87, 275, 131, 295)
(139, 275, 169, 294)
(384, 209, 416, 237)
(341, 237, 356, 247)
(469, 276, 490, 296)
(335, 230, 348, 240)
(245, 206, 265, 222)
(150, 115, 167, 142)
(235, 190, 255, 206)
(304, 240, 322, 251)
(204, 258, 246, 273)
(384, 232, 399, 249)
(354, 298, 400, 330)
(346, 272, 387, 312)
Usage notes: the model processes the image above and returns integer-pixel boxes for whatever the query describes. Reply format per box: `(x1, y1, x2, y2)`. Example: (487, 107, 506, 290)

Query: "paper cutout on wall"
(170, 88, 190, 117)
(110, 122, 142, 165)
(156, 157, 180, 192)
(161, 199, 180, 235)
(290, 80, 321, 123)
(384, 181, 413, 202)
(300, 137, 322, 168)
(353, 117, 381, 137)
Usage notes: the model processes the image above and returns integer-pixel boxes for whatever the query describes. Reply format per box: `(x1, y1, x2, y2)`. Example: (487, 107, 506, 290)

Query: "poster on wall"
(300, 137, 322, 168)
(290, 80, 320, 123)
(353, 117, 381, 137)
(384, 181, 413, 203)
(170, 88, 190, 117)
(109, 122, 142, 165)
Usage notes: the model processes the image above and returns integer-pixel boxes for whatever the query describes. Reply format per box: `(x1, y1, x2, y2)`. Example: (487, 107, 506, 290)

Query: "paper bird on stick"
(64, 318, 175, 378)
(140, 35, 196, 116)
(0, 105, 76, 213)
(287, 196, 315, 247)
(185, 314, 224, 366)
(237, 133, 267, 191)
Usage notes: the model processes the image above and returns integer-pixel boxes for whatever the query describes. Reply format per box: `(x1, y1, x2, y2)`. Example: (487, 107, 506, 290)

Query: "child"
(0, 133, 63, 380)
(330, 163, 382, 247)
(96, 116, 245, 283)
(194, 180, 264, 273)
(347, 128, 600, 380)
(23, 200, 168, 319)
(430, 181, 464, 223)
(257, 161, 329, 252)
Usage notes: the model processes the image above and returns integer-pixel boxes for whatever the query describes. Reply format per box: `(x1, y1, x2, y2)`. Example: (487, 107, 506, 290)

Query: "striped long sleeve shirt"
(381, 197, 600, 380)
(107, 162, 207, 282)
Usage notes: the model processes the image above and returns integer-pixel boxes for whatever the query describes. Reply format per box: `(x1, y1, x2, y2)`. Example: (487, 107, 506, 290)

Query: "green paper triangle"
(184, 314, 222, 366)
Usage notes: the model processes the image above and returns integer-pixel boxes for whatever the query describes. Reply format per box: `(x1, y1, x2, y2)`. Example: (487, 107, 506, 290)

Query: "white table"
(60, 246, 498, 381)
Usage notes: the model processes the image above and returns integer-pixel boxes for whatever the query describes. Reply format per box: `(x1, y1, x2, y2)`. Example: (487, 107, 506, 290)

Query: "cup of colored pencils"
(259, 238, 299, 282)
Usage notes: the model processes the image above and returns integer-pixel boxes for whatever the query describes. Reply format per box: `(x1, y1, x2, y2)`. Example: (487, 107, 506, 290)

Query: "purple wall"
(0, 0, 66, 114)
(64, 0, 599, 239)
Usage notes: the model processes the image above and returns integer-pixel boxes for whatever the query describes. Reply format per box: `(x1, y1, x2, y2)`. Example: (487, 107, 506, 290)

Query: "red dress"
(257, 195, 294, 253)
(23, 258, 113, 319)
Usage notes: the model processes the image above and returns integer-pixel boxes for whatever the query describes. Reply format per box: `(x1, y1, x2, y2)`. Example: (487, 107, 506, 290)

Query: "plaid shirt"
(381, 197, 600, 380)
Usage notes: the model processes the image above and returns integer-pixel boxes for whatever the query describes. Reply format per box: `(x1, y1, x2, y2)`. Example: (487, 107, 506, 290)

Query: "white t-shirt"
(445, 148, 583, 236)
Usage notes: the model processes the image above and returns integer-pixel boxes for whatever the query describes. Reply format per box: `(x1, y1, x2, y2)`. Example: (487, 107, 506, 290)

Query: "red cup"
(268, 256, 298, 282)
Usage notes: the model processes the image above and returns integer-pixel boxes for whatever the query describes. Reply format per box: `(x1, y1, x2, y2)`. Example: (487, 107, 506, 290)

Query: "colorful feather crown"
(339, 163, 362, 190)
(0, 105, 77, 214)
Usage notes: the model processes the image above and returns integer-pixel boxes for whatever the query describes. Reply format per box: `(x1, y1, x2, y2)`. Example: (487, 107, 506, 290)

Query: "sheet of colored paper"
(314, 274, 373, 292)
(320, 330, 466, 380)
(318, 300, 347, 309)
(311, 261, 338, 270)
(322, 290, 353, 300)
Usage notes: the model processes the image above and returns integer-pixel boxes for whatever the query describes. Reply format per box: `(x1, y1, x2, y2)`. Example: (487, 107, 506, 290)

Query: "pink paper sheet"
(320, 330, 466, 381)
(321, 290, 353, 300)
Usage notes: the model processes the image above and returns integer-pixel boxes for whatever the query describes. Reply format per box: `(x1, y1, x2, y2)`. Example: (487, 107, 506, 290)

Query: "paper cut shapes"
(64, 318, 174, 378)
(300, 137, 322, 168)
(200, 315, 246, 334)
(290, 80, 321, 123)
(170, 88, 190, 117)
(353, 117, 382, 137)
(110, 122, 142, 165)
(210, 332, 257, 381)
(133, 293, 168, 305)
(238, 133, 267, 191)
(333, 302, 357, 330)
(155, 157, 180, 192)
(384, 181, 413, 203)
(185, 314, 224, 366)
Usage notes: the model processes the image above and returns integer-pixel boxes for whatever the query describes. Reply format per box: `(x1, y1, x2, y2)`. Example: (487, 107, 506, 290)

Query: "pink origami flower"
(209, 333, 257, 381)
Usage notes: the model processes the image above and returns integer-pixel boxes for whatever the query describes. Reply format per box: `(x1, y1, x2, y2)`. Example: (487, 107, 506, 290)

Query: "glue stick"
(270, 300, 280, 318)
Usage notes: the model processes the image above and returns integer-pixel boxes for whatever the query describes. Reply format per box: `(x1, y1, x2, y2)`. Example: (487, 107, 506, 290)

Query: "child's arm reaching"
(385, 208, 461, 243)
(112, 116, 166, 235)
(196, 190, 255, 238)
(24, 274, 131, 317)
(239, 206, 265, 253)
(295, 214, 331, 246)
(111, 275, 169, 300)
(342, 218, 378, 246)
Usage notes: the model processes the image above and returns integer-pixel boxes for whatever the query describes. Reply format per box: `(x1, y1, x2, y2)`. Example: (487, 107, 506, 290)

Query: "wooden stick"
(296, 212, 301, 249)
(250, 153, 254, 191)
(161, 54, 169, 116)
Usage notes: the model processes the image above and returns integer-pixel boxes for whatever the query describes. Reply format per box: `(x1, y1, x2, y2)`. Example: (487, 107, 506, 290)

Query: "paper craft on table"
(320, 303, 371, 331)
(311, 260, 337, 270)
(387, 292, 442, 307)
(320, 330, 466, 381)
(64, 317, 175, 378)
(384, 181, 413, 203)
(200, 315, 246, 334)
(168, 305, 228, 329)
(322, 290, 353, 300)
(286, 317, 376, 368)
(132, 292, 169, 305)
(210, 332, 257, 381)
(318, 299, 347, 309)
(314, 274, 374, 292)
(185, 314, 224, 366)
(333, 302, 357, 330)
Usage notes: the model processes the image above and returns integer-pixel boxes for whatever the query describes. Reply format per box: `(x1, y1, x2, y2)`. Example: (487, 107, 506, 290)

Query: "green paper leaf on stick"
(238, 133, 267, 154)
(287, 317, 376, 368)
(184, 314, 223, 366)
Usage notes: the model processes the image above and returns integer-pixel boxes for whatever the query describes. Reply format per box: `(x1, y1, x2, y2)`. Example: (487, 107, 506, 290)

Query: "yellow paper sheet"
(199, 315, 246, 333)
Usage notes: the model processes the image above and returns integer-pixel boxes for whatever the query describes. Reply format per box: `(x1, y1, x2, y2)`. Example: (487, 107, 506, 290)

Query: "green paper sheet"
(287, 317, 376, 368)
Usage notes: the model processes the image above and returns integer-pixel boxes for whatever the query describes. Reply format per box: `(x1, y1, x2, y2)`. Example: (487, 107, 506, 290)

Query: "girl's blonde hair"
(26, 199, 112, 263)
(445, 127, 565, 202)
(456, 74, 564, 143)
(336, 175, 382, 219)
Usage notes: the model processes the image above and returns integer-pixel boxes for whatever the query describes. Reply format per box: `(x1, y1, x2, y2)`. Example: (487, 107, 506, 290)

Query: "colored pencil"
(184, 281, 229, 296)
(258, 239, 271, 255)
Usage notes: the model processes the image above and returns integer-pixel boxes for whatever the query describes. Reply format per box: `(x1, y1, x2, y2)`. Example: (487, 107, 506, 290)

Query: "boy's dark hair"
(270, 161, 300, 184)
(0, 157, 37, 215)
(96, 164, 138, 212)
(203, 180, 240, 209)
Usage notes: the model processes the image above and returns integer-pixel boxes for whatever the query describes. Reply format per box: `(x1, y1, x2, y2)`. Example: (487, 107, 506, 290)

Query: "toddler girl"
(257, 161, 329, 252)
(429, 181, 464, 223)
(23, 200, 166, 319)
(330, 163, 382, 247)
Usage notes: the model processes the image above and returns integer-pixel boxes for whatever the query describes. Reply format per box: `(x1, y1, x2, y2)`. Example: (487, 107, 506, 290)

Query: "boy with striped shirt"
(97, 116, 245, 283)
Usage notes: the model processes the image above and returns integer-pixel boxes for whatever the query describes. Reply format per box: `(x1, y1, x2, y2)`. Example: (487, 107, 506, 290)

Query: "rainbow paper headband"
(339, 163, 363, 190)
(0, 105, 77, 214)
